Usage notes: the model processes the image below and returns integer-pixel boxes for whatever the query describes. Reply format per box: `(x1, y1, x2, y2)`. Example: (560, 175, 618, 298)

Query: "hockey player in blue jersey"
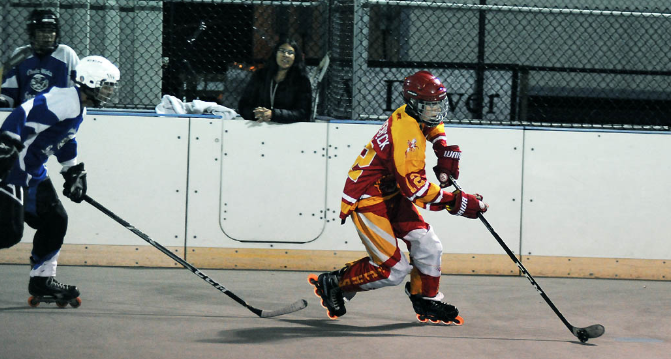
(0, 55, 119, 306)
(0, 9, 79, 108)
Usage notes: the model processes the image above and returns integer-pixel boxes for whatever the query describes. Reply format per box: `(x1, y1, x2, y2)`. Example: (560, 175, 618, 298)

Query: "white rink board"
(421, 126, 524, 254)
(186, 121, 524, 255)
(520, 130, 671, 259)
(184, 118, 225, 247)
(186, 118, 331, 247)
(218, 119, 328, 243)
(188, 120, 361, 250)
(3, 109, 670, 262)
(22, 114, 189, 247)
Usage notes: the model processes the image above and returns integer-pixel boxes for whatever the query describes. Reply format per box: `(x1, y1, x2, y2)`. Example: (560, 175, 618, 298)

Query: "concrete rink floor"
(0, 264, 669, 359)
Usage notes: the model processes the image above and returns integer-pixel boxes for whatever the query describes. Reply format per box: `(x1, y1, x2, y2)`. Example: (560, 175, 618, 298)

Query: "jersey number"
(409, 173, 426, 189)
(348, 144, 376, 182)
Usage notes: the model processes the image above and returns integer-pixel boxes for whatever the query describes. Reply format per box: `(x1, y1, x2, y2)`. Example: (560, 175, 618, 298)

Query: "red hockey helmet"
(402, 71, 449, 126)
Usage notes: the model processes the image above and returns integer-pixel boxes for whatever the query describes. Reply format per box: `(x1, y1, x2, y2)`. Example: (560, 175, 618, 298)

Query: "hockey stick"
(449, 177, 604, 343)
(311, 52, 330, 121)
(0, 47, 32, 96)
(83, 195, 308, 318)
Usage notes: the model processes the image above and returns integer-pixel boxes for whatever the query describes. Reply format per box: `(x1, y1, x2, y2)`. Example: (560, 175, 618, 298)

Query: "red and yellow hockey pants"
(339, 194, 443, 298)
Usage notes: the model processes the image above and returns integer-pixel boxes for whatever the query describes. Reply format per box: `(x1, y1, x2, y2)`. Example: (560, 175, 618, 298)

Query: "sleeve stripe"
(342, 193, 358, 203)
(407, 181, 430, 201)
(431, 135, 447, 144)
(430, 190, 443, 204)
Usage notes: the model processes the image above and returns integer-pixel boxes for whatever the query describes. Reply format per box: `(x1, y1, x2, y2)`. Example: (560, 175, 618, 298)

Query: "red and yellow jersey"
(340, 105, 456, 219)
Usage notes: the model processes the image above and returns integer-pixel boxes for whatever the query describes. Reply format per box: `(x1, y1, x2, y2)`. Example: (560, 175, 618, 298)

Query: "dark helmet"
(402, 71, 449, 126)
(27, 9, 60, 55)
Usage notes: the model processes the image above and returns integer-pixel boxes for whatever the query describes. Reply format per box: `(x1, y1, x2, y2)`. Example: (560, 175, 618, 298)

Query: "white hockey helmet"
(74, 55, 120, 107)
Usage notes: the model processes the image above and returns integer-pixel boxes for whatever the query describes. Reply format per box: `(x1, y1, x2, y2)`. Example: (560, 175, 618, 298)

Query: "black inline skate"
(405, 282, 463, 325)
(307, 270, 346, 319)
(28, 276, 81, 308)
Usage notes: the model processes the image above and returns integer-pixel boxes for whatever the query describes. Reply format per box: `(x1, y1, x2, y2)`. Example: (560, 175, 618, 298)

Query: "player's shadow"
(199, 319, 419, 344)
(199, 318, 584, 345)
(0, 305, 32, 311)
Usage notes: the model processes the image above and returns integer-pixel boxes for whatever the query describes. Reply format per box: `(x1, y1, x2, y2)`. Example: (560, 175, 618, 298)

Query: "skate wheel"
(70, 297, 82, 308)
(327, 311, 339, 320)
(307, 274, 318, 284)
(429, 318, 439, 324)
(28, 296, 40, 308)
(416, 314, 428, 323)
(452, 315, 464, 326)
(56, 301, 68, 308)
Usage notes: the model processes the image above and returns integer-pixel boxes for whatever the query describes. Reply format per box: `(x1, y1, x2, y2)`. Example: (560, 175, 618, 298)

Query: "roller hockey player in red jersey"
(0, 56, 120, 308)
(308, 70, 488, 324)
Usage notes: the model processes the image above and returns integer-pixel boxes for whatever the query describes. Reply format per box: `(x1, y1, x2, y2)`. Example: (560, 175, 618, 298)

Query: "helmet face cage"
(416, 98, 449, 126)
(27, 10, 60, 55)
(407, 97, 449, 127)
(85, 81, 119, 107)
(75, 56, 120, 107)
(403, 71, 449, 127)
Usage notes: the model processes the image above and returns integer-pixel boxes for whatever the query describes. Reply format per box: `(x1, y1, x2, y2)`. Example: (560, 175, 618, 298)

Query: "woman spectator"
(238, 38, 312, 123)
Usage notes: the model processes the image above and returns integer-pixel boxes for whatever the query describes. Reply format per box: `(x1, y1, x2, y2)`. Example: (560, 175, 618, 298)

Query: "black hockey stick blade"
(83, 195, 308, 318)
(219, 284, 308, 318)
(257, 299, 308, 318)
(573, 324, 605, 343)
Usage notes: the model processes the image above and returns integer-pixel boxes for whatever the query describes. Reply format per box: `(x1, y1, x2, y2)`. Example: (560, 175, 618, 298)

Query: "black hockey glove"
(0, 97, 10, 108)
(62, 162, 87, 203)
(0, 134, 23, 182)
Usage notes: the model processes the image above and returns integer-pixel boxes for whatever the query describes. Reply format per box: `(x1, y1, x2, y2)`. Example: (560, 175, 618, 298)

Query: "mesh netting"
(1, 0, 669, 130)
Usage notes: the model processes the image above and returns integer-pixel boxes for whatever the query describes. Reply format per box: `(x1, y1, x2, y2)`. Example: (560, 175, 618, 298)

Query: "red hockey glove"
(448, 190, 488, 219)
(433, 145, 460, 188)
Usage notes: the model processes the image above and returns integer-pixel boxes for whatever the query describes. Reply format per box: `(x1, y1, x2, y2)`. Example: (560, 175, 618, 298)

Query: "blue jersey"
(0, 86, 84, 187)
(0, 44, 79, 107)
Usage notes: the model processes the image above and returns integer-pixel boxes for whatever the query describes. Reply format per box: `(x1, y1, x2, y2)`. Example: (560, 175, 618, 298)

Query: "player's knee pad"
(406, 227, 443, 277)
(27, 201, 68, 247)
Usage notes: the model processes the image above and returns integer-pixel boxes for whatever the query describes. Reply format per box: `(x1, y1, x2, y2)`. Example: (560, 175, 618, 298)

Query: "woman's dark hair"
(263, 37, 307, 80)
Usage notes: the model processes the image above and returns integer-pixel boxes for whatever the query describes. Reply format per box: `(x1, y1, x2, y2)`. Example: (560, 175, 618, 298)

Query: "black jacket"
(238, 67, 312, 123)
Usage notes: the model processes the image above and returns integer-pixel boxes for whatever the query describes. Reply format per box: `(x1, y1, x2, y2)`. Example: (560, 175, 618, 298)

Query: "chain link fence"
(2, 0, 670, 130)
